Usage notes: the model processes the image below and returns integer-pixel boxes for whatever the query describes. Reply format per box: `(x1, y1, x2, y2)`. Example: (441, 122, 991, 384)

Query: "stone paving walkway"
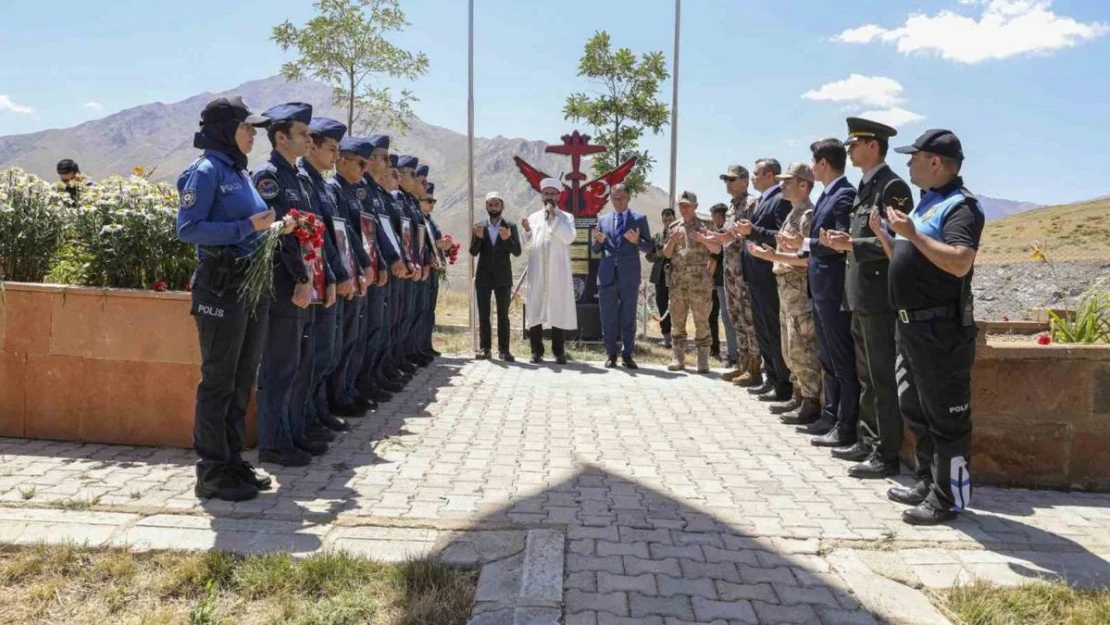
(2, 355, 1110, 624)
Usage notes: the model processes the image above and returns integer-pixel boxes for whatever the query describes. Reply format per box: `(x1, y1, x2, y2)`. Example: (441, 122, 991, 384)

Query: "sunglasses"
(422, 198, 437, 204)
(723, 176, 738, 182)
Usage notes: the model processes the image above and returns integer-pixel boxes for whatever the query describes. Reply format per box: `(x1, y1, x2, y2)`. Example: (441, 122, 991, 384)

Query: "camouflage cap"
(677, 190, 698, 205)
(719, 164, 750, 180)
(774, 162, 814, 183)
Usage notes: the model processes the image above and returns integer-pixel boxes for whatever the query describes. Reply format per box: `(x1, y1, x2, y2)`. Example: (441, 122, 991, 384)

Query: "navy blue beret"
(416, 164, 429, 177)
(425, 183, 435, 196)
(389, 154, 399, 168)
(308, 117, 347, 141)
(338, 137, 372, 158)
(396, 155, 419, 170)
(367, 134, 390, 149)
(261, 102, 312, 125)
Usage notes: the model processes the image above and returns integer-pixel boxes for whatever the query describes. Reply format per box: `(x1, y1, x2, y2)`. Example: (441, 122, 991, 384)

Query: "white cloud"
(83, 101, 103, 110)
(856, 106, 926, 127)
(802, 74, 907, 108)
(832, 0, 1109, 64)
(0, 95, 33, 115)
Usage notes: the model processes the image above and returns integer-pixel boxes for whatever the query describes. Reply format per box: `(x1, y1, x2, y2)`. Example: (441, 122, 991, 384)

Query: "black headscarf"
(193, 120, 248, 170)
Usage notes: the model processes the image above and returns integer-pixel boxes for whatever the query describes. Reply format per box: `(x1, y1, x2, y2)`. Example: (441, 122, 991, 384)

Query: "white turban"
(540, 177, 562, 192)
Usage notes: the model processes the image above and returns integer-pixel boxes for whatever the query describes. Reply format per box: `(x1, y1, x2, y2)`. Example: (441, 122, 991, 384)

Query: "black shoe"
(319, 413, 351, 432)
(770, 397, 801, 415)
(798, 414, 836, 435)
(500, 352, 515, 362)
(888, 481, 930, 506)
(811, 425, 856, 448)
(780, 400, 822, 426)
(555, 355, 568, 365)
(530, 354, 544, 364)
(605, 355, 618, 368)
(758, 388, 792, 402)
(195, 466, 260, 501)
(398, 372, 413, 383)
(305, 424, 336, 443)
(903, 500, 958, 526)
(849, 454, 901, 479)
(259, 447, 312, 467)
(398, 362, 417, 374)
(622, 356, 638, 370)
(369, 388, 393, 402)
(354, 396, 377, 412)
(233, 461, 272, 491)
(296, 439, 329, 457)
(831, 440, 871, 462)
(379, 380, 404, 393)
(331, 403, 364, 417)
(429, 349, 442, 357)
(747, 381, 774, 396)
(412, 354, 432, 367)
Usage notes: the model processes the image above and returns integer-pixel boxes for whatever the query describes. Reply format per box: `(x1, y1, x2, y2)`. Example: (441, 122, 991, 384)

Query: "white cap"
(484, 191, 502, 202)
(540, 177, 562, 192)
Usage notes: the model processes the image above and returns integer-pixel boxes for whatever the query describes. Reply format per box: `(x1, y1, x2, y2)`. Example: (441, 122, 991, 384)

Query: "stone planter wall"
(903, 339, 1110, 490)
(0, 282, 256, 448)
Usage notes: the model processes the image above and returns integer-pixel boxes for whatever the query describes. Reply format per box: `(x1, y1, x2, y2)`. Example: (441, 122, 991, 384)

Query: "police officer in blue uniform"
(359, 140, 409, 396)
(302, 117, 363, 430)
(396, 155, 433, 368)
(875, 129, 983, 525)
(381, 154, 418, 383)
(176, 96, 275, 501)
(253, 102, 331, 467)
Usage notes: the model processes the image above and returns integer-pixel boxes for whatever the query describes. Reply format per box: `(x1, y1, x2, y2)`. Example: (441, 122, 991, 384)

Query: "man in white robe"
(522, 177, 578, 364)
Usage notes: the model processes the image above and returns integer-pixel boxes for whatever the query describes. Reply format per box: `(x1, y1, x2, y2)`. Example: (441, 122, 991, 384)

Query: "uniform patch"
(181, 188, 197, 208)
(285, 189, 300, 203)
(573, 276, 586, 302)
(256, 178, 279, 200)
(356, 188, 367, 201)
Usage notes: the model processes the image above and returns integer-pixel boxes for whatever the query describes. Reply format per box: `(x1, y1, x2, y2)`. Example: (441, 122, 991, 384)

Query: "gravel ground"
(972, 259, 1110, 320)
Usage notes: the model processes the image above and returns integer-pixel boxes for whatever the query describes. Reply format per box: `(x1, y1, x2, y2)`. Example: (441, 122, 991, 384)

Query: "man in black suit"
(470, 191, 522, 360)
(733, 158, 794, 401)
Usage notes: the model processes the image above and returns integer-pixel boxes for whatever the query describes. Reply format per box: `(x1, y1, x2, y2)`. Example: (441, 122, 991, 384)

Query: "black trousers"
(477, 284, 512, 353)
(748, 277, 791, 391)
(529, 325, 566, 358)
(192, 284, 269, 482)
(896, 318, 976, 511)
(852, 311, 901, 461)
(655, 282, 671, 335)
(813, 298, 859, 428)
(709, 288, 721, 354)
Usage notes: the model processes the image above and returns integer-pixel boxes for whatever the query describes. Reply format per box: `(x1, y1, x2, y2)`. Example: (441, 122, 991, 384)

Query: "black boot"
(195, 466, 259, 501)
(259, 447, 312, 468)
(232, 461, 272, 491)
(903, 500, 958, 526)
(811, 425, 856, 448)
(296, 439, 329, 457)
(848, 454, 901, 479)
(305, 423, 336, 443)
(379, 379, 404, 393)
(780, 399, 821, 426)
(797, 414, 836, 435)
(831, 440, 871, 462)
(747, 380, 774, 396)
(319, 412, 352, 432)
(888, 481, 930, 506)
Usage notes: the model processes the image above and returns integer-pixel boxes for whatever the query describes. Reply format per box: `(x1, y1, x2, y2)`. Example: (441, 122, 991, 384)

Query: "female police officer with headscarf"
(176, 96, 285, 502)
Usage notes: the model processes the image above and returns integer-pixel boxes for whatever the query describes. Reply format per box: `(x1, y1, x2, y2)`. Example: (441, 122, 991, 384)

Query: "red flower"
(1036, 334, 1051, 345)
(153, 280, 168, 292)
(288, 209, 302, 220)
(305, 250, 317, 262)
(1002, 315, 1010, 322)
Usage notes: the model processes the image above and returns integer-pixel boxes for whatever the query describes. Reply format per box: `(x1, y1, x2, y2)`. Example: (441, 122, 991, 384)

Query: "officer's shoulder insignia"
(356, 188, 367, 201)
(256, 177, 279, 200)
(890, 196, 911, 208)
(181, 188, 197, 209)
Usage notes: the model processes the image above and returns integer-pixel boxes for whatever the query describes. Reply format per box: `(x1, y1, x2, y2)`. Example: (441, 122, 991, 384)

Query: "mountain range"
(0, 75, 1046, 282)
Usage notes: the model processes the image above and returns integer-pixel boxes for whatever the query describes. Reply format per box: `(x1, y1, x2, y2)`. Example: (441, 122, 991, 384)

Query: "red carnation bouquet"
(443, 235, 460, 265)
(240, 209, 325, 313)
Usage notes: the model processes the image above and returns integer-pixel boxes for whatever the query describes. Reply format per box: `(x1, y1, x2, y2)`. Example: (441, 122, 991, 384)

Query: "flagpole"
(668, 0, 680, 205)
(467, 0, 477, 353)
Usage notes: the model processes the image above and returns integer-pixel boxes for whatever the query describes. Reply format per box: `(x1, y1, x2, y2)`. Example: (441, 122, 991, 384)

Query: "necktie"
(617, 212, 626, 239)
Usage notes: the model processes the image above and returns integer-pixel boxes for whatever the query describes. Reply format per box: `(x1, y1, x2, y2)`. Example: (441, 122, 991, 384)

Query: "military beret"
(338, 137, 372, 158)
(308, 117, 347, 141)
(389, 154, 399, 168)
(709, 203, 728, 214)
(200, 96, 269, 127)
(396, 155, 419, 170)
(367, 134, 390, 149)
(895, 129, 965, 161)
(261, 102, 312, 125)
(845, 117, 897, 145)
(416, 164, 429, 177)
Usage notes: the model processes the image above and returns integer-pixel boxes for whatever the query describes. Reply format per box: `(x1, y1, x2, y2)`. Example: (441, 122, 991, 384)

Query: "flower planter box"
(902, 335, 1110, 491)
(0, 282, 256, 448)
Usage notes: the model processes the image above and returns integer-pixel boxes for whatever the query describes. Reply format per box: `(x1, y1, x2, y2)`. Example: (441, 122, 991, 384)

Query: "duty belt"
(897, 305, 957, 324)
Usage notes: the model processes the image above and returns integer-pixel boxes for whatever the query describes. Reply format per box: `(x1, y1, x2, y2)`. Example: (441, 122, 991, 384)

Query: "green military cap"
(845, 117, 898, 145)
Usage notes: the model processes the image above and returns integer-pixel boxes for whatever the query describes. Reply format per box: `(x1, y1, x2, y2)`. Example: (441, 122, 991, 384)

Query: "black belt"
(897, 305, 957, 323)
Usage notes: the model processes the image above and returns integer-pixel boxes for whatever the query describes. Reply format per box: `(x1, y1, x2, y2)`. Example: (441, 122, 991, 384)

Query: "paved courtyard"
(2, 355, 1110, 624)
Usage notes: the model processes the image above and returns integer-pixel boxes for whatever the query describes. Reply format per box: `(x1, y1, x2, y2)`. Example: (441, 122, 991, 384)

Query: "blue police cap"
(338, 137, 372, 158)
(367, 134, 390, 149)
(261, 102, 313, 125)
(425, 183, 435, 196)
(416, 164, 429, 177)
(389, 154, 399, 168)
(396, 155, 419, 170)
(308, 117, 347, 141)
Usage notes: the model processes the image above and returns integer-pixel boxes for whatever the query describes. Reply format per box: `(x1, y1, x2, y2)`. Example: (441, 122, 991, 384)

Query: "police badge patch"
(256, 178, 280, 200)
(181, 188, 197, 209)
(356, 188, 367, 201)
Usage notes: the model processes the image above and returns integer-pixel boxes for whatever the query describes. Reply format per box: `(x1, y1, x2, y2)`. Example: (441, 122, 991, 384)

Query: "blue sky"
(1, 0, 1108, 205)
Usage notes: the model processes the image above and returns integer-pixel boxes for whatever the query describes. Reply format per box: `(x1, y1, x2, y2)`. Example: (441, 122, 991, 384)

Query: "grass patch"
(946, 579, 1110, 625)
(0, 544, 476, 625)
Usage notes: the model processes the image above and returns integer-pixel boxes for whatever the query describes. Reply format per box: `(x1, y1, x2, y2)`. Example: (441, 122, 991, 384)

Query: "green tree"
(563, 31, 670, 196)
(272, 0, 429, 134)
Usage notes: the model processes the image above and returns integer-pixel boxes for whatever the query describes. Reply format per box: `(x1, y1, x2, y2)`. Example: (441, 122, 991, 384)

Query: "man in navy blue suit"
(780, 138, 859, 447)
(592, 184, 655, 369)
(734, 159, 793, 401)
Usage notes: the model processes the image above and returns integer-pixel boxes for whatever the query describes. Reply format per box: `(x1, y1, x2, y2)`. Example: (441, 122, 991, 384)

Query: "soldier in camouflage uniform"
(747, 163, 822, 423)
(709, 164, 762, 386)
(662, 191, 721, 373)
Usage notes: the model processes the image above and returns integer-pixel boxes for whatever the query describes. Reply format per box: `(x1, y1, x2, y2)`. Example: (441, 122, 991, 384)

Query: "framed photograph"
(332, 216, 356, 277)
(415, 224, 427, 265)
(400, 217, 414, 263)
(360, 212, 379, 274)
(379, 216, 402, 260)
(305, 253, 326, 304)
